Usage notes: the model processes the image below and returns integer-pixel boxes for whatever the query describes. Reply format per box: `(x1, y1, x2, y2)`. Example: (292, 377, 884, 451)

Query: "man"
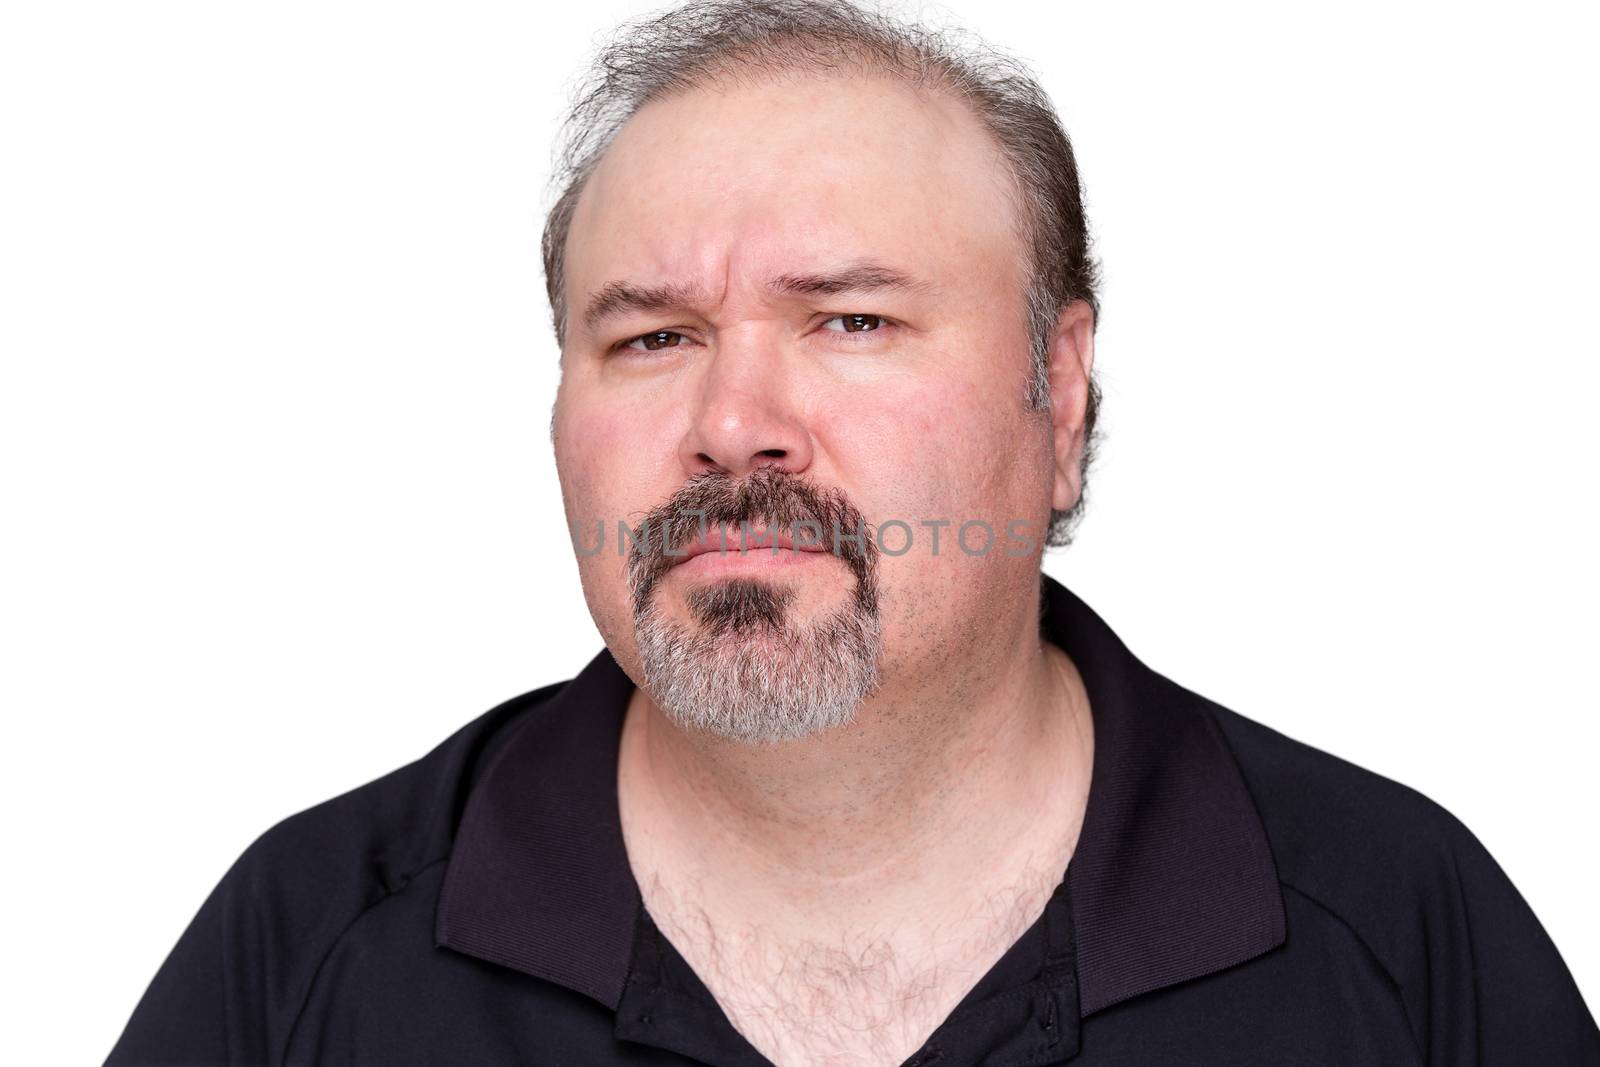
(107, 1, 1597, 1064)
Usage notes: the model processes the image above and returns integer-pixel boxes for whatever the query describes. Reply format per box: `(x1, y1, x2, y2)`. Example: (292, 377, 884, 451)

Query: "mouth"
(668, 525, 833, 573)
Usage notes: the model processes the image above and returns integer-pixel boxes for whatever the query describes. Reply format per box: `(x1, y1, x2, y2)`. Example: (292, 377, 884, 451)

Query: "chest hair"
(640, 862, 1061, 1067)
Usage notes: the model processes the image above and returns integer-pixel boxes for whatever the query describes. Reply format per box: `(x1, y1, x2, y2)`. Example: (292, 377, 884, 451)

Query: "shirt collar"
(434, 573, 1285, 1018)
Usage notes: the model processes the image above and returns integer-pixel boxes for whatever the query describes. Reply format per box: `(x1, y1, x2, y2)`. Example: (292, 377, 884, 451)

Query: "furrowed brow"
(580, 258, 935, 334)
(767, 259, 936, 299)
(582, 280, 711, 334)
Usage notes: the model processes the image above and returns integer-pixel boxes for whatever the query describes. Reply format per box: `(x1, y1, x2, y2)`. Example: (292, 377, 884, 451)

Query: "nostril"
(757, 448, 786, 458)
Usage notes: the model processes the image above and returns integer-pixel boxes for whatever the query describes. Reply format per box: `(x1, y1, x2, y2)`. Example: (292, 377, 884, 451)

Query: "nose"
(677, 341, 815, 479)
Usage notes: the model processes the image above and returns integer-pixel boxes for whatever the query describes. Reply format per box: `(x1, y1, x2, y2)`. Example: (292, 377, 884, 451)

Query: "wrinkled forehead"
(562, 72, 1029, 325)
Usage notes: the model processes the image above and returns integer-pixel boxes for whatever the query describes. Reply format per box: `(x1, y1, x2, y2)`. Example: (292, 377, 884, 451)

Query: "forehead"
(563, 72, 1027, 319)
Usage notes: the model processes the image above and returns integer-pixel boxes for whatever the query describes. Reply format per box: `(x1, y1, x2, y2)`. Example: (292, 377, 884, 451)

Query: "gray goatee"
(626, 468, 883, 744)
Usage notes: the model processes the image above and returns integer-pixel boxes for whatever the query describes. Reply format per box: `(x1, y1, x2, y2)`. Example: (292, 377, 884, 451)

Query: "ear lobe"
(1047, 300, 1096, 512)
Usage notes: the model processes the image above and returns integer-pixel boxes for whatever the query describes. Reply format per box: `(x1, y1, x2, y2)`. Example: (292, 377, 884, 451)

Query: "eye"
(617, 329, 690, 353)
(821, 313, 890, 336)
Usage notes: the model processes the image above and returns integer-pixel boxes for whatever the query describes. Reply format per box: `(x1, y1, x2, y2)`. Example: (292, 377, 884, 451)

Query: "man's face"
(553, 73, 1061, 740)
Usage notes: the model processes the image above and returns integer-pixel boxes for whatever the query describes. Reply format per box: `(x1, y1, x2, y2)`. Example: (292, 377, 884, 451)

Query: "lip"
(668, 526, 832, 568)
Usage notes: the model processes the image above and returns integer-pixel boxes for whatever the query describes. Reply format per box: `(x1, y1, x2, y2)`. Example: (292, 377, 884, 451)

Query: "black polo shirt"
(107, 575, 1599, 1066)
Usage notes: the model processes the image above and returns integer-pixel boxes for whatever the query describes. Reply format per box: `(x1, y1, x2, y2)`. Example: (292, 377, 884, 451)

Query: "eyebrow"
(580, 258, 937, 334)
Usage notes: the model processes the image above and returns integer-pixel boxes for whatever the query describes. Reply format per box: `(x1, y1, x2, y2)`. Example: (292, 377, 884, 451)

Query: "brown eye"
(624, 330, 686, 352)
(822, 314, 887, 335)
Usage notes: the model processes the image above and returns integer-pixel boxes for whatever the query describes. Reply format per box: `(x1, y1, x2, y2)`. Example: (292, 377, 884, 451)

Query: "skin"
(551, 70, 1098, 1066)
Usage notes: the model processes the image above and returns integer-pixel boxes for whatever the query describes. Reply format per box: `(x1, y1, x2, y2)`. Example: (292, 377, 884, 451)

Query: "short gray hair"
(541, 0, 1103, 548)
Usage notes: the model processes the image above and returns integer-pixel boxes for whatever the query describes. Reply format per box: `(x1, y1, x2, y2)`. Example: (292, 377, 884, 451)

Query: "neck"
(616, 581, 1095, 934)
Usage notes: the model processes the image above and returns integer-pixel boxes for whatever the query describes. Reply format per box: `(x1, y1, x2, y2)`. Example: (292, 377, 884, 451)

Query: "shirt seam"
(1278, 879, 1426, 1066)
(1446, 841, 1481, 1064)
(278, 853, 451, 1067)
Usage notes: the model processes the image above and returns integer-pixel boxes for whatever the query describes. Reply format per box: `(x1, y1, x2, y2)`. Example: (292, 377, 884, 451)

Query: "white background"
(3, 1, 1596, 1061)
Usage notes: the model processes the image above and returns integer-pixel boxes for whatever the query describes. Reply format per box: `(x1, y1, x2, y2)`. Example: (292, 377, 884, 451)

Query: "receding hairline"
(560, 60, 1038, 336)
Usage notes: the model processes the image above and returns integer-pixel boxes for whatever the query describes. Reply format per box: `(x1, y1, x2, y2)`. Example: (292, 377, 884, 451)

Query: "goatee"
(626, 468, 883, 744)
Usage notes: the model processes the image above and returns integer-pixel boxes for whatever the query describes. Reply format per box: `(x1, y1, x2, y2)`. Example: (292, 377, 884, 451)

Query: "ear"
(1047, 299, 1097, 513)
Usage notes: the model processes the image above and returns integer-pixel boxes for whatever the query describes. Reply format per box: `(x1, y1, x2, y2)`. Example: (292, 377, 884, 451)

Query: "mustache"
(625, 467, 878, 608)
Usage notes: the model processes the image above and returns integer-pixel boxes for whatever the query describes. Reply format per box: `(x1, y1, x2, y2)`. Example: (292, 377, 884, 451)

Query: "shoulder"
(1171, 677, 1599, 1057)
(228, 677, 568, 911)
(1190, 681, 1484, 921)
(1190, 686, 1476, 897)
(1183, 678, 1493, 937)
(209, 677, 576, 1001)
(1177, 671, 1587, 1017)
(107, 677, 576, 1065)
(1142, 672, 1484, 985)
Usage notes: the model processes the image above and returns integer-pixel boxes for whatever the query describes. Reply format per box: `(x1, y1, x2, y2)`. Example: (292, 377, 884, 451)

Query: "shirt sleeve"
(103, 845, 270, 1067)
(102, 803, 366, 1067)
(1421, 816, 1600, 1065)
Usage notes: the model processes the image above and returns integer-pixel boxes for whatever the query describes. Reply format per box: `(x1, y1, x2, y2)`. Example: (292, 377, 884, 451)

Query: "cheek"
(555, 412, 611, 521)
(826, 370, 1039, 529)
(553, 392, 668, 630)
(555, 385, 662, 515)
